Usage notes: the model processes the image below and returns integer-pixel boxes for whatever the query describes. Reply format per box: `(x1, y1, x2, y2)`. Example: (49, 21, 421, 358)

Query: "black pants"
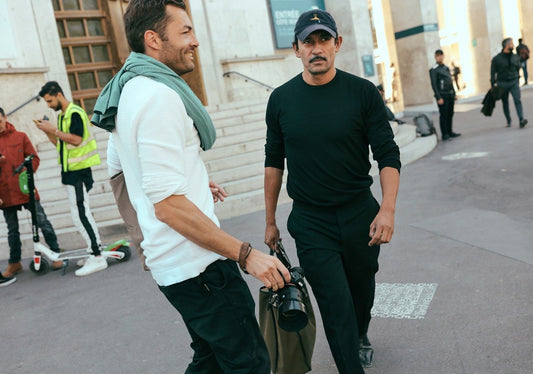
(438, 94, 455, 138)
(3, 201, 59, 263)
(287, 191, 380, 374)
(159, 259, 270, 374)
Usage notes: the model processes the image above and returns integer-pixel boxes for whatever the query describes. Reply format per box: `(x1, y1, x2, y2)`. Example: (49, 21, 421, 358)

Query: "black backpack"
(413, 113, 436, 137)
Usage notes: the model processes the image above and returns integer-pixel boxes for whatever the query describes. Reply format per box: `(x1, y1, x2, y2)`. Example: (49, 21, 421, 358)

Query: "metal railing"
(222, 71, 274, 91)
(7, 95, 41, 116)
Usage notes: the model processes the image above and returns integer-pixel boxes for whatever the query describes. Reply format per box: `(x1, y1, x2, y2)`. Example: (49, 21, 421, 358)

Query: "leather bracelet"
(238, 242, 252, 274)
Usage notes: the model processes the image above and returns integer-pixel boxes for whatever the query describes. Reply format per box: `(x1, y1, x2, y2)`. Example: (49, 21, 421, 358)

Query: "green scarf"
(91, 52, 216, 150)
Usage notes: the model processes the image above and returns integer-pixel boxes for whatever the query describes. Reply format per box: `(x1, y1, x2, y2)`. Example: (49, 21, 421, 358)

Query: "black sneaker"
(520, 119, 528, 128)
(0, 273, 16, 287)
(359, 334, 374, 368)
(450, 132, 461, 137)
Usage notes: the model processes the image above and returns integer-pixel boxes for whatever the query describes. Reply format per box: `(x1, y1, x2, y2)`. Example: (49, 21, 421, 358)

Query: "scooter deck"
(56, 248, 91, 260)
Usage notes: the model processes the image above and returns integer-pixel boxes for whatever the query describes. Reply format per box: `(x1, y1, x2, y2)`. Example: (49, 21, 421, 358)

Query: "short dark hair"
(39, 81, 64, 98)
(124, 0, 186, 53)
(519, 38, 523, 44)
(502, 37, 513, 49)
(0, 107, 5, 116)
(435, 49, 444, 56)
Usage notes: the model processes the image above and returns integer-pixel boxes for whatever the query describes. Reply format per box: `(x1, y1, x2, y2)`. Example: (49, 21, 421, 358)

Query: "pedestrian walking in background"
(36, 81, 108, 276)
(430, 49, 460, 141)
(264, 9, 400, 373)
(491, 38, 528, 128)
(0, 107, 63, 279)
(516, 38, 530, 85)
(92, 1, 290, 373)
(450, 61, 464, 91)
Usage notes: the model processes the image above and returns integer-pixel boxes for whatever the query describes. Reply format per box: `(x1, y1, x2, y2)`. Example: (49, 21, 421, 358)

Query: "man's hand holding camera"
(245, 248, 291, 291)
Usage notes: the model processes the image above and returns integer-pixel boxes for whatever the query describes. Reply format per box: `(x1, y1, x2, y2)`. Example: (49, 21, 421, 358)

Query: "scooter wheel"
(115, 246, 131, 262)
(29, 258, 50, 275)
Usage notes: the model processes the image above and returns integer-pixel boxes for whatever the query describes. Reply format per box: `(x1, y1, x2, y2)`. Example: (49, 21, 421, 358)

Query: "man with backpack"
(516, 38, 530, 86)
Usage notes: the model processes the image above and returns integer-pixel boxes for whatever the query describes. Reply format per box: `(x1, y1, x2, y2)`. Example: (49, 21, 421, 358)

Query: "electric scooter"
(14, 154, 131, 276)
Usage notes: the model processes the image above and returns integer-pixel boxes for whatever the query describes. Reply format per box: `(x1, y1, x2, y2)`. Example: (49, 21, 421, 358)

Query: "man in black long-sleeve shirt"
(429, 49, 459, 141)
(264, 9, 400, 374)
(490, 38, 528, 128)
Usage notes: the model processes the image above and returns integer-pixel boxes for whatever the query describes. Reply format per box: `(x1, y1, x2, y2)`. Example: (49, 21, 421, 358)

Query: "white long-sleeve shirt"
(114, 76, 224, 286)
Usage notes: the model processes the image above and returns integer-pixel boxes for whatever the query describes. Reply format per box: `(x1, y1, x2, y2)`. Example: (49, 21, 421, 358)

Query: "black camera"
(269, 241, 310, 332)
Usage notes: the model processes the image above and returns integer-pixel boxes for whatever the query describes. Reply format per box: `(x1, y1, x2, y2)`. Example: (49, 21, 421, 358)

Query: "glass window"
(79, 72, 97, 89)
(87, 19, 103, 36)
(63, 0, 81, 11)
(83, 97, 97, 114)
(92, 45, 109, 62)
(62, 47, 72, 65)
(82, 0, 99, 10)
(68, 73, 78, 91)
(56, 21, 66, 38)
(97, 70, 113, 87)
(66, 19, 85, 37)
(52, 0, 61, 12)
(73, 46, 91, 63)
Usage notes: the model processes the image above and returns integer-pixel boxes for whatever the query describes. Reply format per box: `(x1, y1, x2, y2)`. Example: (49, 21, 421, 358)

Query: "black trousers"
(159, 259, 270, 374)
(438, 94, 455, 138)
(3, 201, 59, 263)
(287, 190, 380, 374)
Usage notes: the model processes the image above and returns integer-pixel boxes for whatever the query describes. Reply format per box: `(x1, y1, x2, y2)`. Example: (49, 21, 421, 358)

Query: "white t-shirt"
(114, 76, 224, 286)
(106, 133, 121, 177)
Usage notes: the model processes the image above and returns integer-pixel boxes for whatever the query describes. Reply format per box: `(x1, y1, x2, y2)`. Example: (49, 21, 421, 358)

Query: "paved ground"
(2, 87, 533, 373)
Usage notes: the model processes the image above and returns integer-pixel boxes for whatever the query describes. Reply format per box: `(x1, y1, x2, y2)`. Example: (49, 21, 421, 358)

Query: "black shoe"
(450, 132, 461, 137)
(442, 134, 451, 141)
(506, 123, 511, 128)
(0, 273, 16, 287)
(359, 334, 374, 368)
(520, 119, 528, 128)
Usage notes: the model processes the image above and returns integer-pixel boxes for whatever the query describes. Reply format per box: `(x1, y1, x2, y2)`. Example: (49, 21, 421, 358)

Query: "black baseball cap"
(294, 9, 337, 42)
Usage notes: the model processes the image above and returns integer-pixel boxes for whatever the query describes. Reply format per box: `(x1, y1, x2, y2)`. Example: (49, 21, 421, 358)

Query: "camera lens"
(278, 285, 309, 332)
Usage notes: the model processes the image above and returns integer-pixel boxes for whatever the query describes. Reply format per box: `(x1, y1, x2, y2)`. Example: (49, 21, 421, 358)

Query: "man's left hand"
(209, 181, 227, 203)
(368, 208, 395, 246)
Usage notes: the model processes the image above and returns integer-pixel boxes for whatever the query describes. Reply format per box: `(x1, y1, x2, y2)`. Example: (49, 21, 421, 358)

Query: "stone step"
(393, 124, 417, 148)
(214, 185, 291, 221)
(205, 149, 264, 174)
(209, 161, 264, 185)
(0, 203, 121, 238)
(201, 138, 264, 162)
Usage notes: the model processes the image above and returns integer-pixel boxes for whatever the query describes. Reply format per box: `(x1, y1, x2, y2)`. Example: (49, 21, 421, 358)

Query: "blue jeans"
(521, 61, 528, 84)
(497, 79, 524, 124)
(3, 201, 59, 263)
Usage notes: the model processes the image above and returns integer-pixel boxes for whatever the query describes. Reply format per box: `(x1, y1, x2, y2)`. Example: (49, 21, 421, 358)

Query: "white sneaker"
(76, 258, 87, 267)
(75, 255, 108, 276)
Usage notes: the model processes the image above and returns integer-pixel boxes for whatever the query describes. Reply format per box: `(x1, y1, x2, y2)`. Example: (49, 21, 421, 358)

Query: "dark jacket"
(0, 122, 41, 208)
(516, 43, 530, 62)
(429, 63, 455, 100)
(481, 89, 497, 117)
(490, 51, 520, 85)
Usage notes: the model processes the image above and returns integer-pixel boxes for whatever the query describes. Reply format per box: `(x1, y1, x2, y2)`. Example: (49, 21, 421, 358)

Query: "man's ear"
(293, 42, 300, 58)
(335, 36, 343, 52)
(144, 30, 161, 51)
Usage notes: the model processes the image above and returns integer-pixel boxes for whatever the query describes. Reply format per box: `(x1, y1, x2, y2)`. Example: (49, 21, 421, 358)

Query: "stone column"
(325, 0, 379, 84)
(389, 0, 440, 105)
(518, 0, 533, 58)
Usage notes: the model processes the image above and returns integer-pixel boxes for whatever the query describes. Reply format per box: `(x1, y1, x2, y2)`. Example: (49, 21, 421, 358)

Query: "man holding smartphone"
(0, 107, 63, 279)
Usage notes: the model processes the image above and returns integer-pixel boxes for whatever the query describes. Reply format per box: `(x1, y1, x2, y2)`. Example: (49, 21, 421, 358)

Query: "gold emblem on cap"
(310, 14, 320, 21)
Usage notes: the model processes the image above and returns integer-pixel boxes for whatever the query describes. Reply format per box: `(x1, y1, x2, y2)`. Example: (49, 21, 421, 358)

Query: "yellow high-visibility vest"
(57, 103, 101, 172)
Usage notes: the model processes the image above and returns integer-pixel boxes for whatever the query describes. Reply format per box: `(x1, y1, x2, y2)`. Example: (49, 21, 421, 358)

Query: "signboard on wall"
(269, 0, 326, 49)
